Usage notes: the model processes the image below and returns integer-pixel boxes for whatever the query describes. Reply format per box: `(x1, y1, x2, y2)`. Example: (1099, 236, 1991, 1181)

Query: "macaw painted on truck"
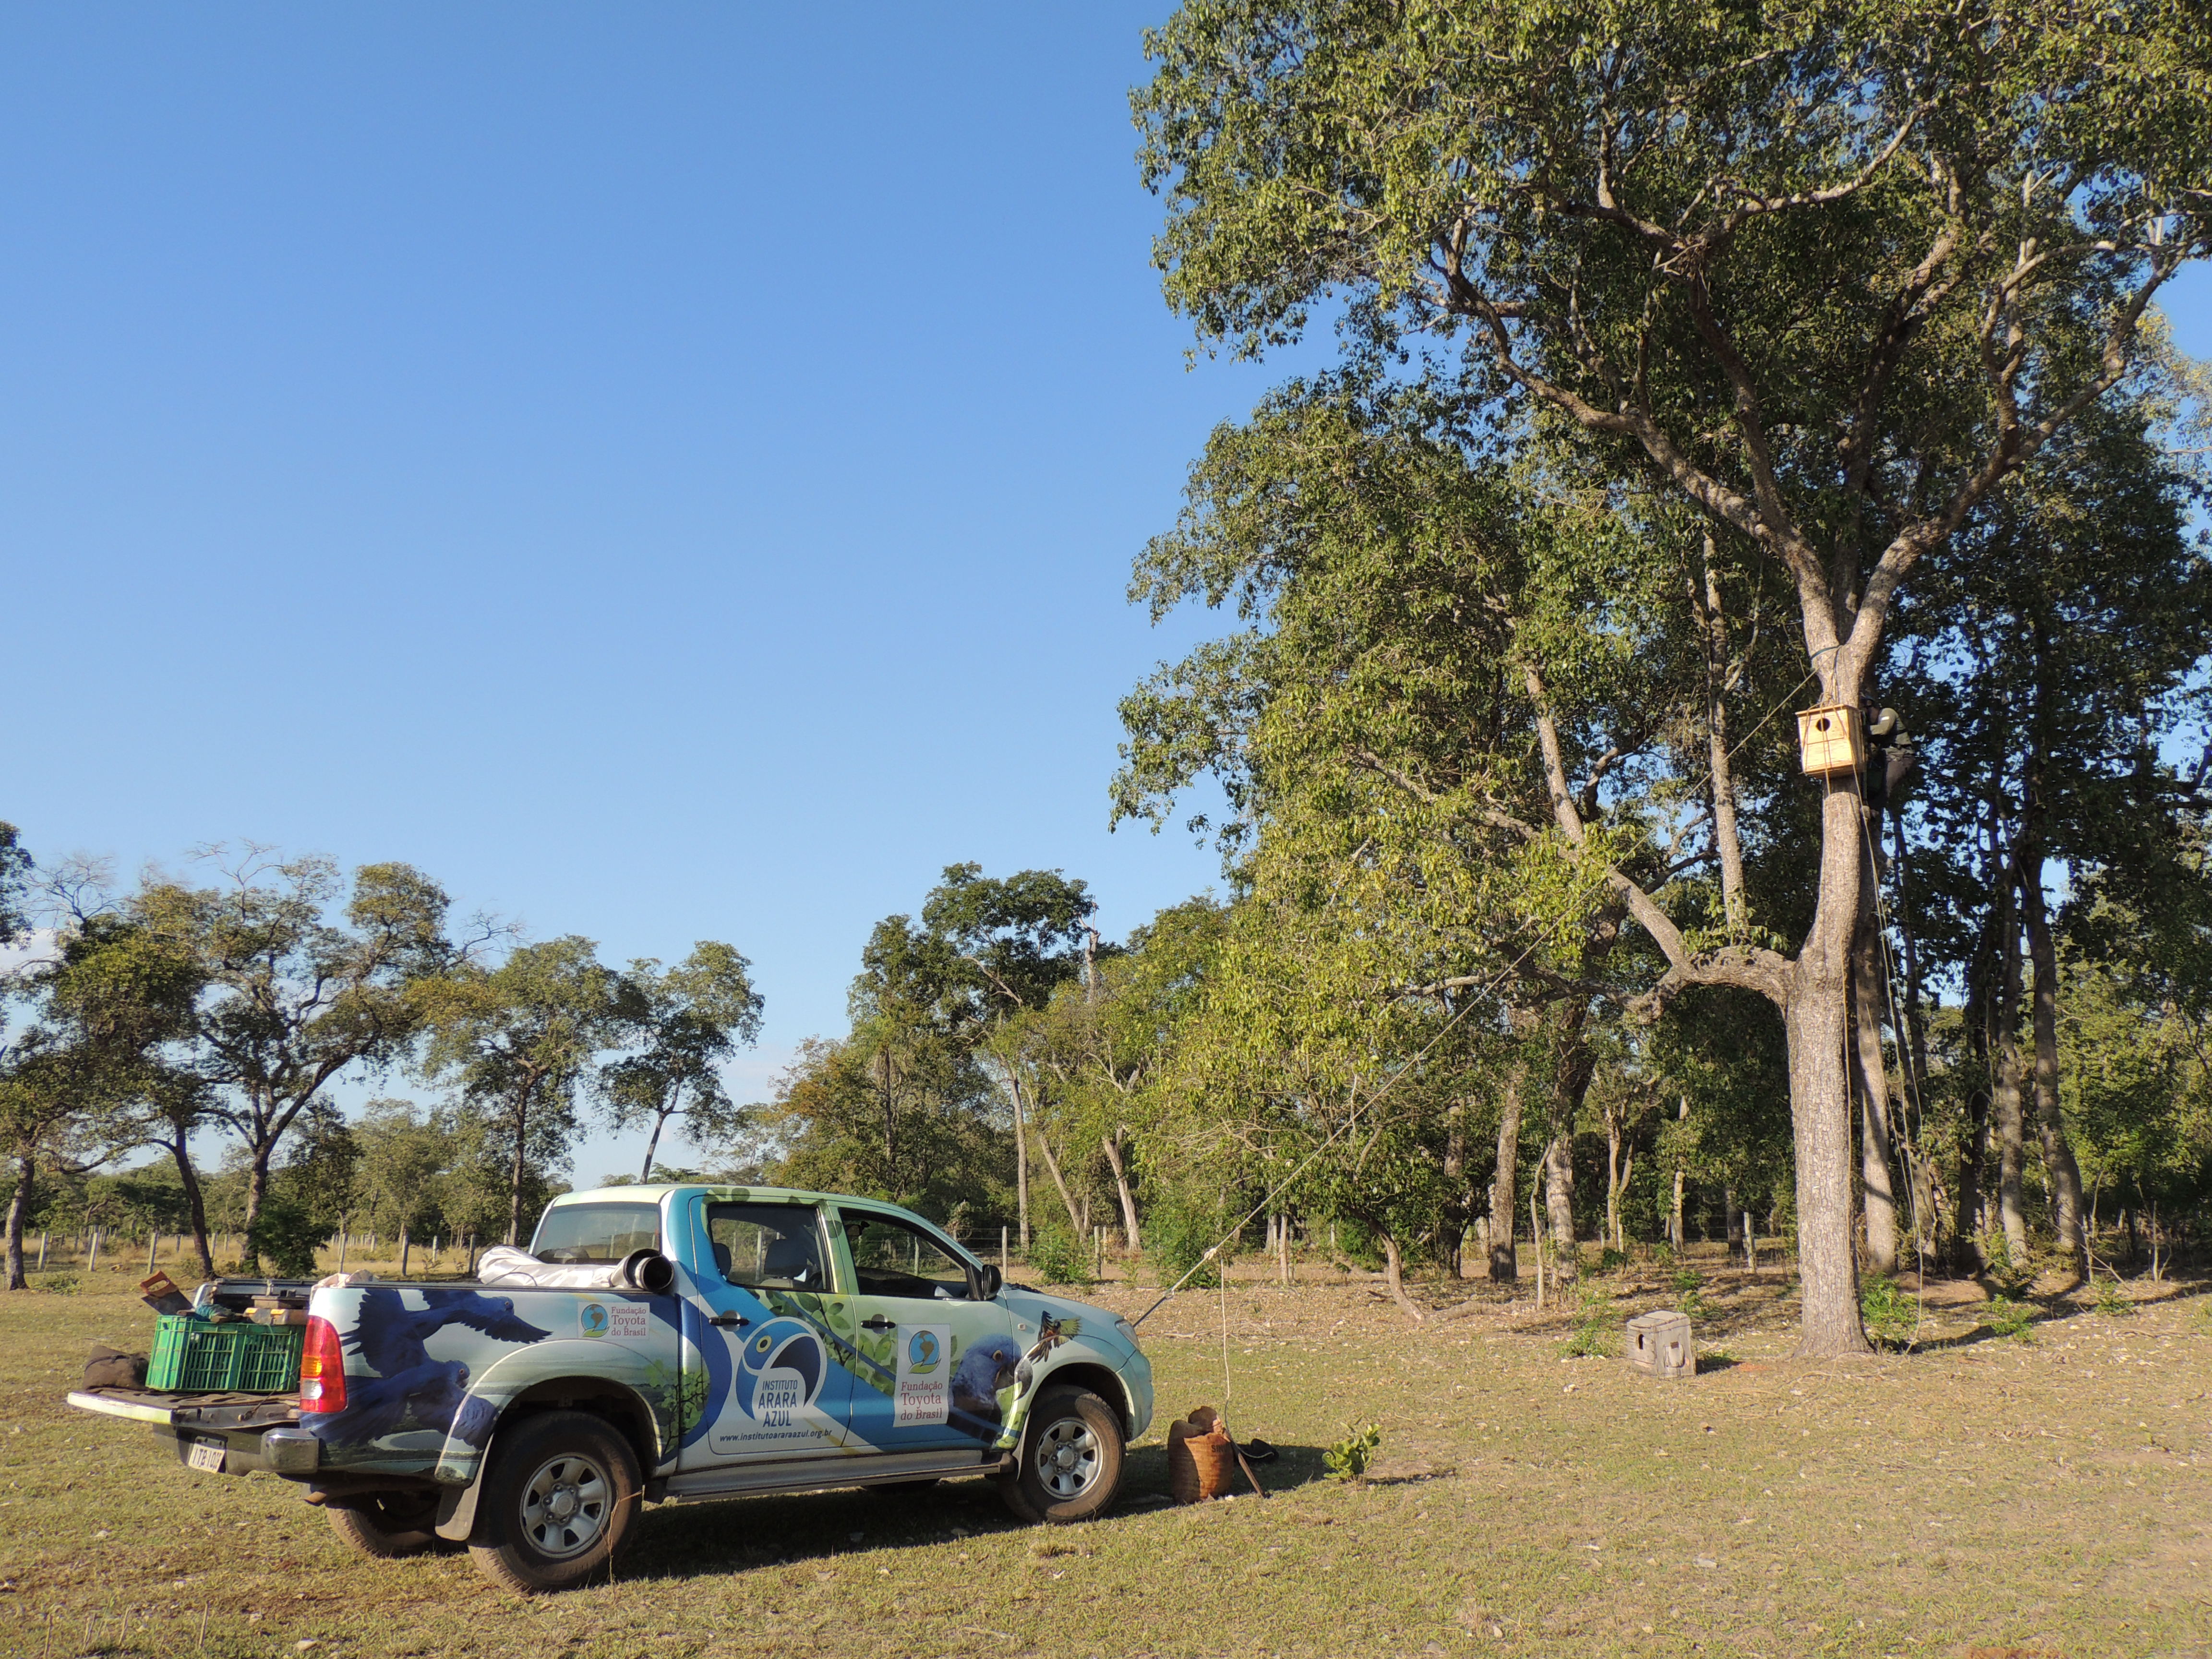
(66, 1185, 1154, 1593)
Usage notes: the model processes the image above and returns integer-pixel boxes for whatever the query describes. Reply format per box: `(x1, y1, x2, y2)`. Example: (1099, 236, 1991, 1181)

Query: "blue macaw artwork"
(311, 1288, 551, 1448)
(949, 1334, 1023, 1442)
(732, 1318, 825, 1418)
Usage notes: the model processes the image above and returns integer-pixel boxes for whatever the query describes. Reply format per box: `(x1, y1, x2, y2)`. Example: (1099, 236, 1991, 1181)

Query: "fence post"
(36, 1231, 48, 1272)
(87, 1229, 102, 1274)
(147, 1234, 159, 1274)
(999, 1226, 1008, 1273)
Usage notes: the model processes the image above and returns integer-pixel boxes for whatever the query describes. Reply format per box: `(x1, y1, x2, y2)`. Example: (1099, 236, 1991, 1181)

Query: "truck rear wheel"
(999, 1385, 1123, 1525)
(325, 1491, 443, 1559)
(468, 1411, 642, 1594)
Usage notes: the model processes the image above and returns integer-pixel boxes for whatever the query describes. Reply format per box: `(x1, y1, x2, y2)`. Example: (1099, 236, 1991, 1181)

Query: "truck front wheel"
(1000, 1385, 1124, 1524)
(325, 1491, 443, 1559)
(468, 1411, 642, 1594)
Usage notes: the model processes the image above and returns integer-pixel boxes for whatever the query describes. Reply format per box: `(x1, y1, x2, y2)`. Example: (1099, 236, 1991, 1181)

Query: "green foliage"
(1983, 1295, 2037, 1343)
(1977, 1231, 2036, 1298)
(1323, 1421, 1382, 1486)
(1860, 1275, 1920, 1349)
(29, 1273, 79, 1295)
(0, 819, 29, 945)
(244, 1191, 325, 1278)
(1562, 1289, 1616, 1359)
(600, 941, 764, 1184)
(1595, 1247, 1630, 1274)
(421, 934, 627, 1244)
(1145, 1195, 1226, 1291)
(1022, 1225, 1094, 1287)
(2093, 1277, 2135, 1319)
(1672, 1269, 1713, 1322)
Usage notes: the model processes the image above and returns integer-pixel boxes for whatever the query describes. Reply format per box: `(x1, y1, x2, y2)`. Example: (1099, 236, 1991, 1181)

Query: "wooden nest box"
(1626, 1310, 1695, 1379)
(1795, 704, 1864, 776)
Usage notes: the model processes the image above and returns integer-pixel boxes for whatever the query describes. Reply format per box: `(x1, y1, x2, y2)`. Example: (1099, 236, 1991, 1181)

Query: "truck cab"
(67, 1185, 1154, 1593)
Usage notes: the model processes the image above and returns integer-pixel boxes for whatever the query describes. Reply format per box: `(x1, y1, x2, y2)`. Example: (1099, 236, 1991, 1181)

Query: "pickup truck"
(67, 1183, 1155, 1592)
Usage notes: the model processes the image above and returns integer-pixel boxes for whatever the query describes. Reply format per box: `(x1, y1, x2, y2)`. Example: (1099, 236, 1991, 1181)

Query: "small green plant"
(2093, 1276, 2133, 1318)
(1976, 1229, 2034, 1296)
(1700, 1347, 1736, 1366)
(1596, 1246, 1630, 1274)
(30, 1273, 79, 1295)
(1983, 1293, 2036, 1342)
(1672, 1267, 1712, 1321)
(1562, 1287, 1617, 1358)
(1860, 1274, 1920, 1348)
(1023, 1226, 1095, 1287)
(1324, 1421, 1383, 1486)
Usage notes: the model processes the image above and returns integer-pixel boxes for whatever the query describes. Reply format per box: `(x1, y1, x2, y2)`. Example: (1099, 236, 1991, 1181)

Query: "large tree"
(421, 936, 629, 1246)
(0, 914, 198, 1287)
(136, 851, 457, 1266)
(1135, 0, 2212, 1351)
(600, 942, 764, 1183)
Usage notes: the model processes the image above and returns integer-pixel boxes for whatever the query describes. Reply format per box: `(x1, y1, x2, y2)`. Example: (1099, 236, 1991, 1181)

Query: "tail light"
(299, 1315, 346, 1414)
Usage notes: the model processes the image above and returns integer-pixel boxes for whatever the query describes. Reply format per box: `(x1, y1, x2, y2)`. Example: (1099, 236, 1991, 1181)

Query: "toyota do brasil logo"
(906, 1329, 941, 1374)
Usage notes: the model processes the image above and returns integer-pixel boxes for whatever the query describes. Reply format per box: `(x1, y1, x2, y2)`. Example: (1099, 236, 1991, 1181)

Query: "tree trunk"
(1782, 775, 1872, 1355)
(1851, 899, 1900, 1276)
(1990, 881, 2030, 1269)
(1441, 1097, 1470, 1275)
(1099, 1132, 1140, 1254)
(1488, 1063, 1522, 1283)
(1376, 1229, 1426, 1323)
(167, 1137, 217, 1282)
(639, 1107, 670, 1185)
(1027, 1115, 1085, 1238)
(1694, 534, 1749, 933)
(1670, 1165, 1685, 1251)
(2018, 847, 2087, 1279)
(506, 1084, 536, 1248)
(1011, 1072, 1031, 1251)
(1543, 1003, 1598, 1283)
(1955, 1086, 1991, 1273)
(1542, 1130, 1576, 1282)
(243, 1142, 272, 1271)
(4, 1155, 31, 1291)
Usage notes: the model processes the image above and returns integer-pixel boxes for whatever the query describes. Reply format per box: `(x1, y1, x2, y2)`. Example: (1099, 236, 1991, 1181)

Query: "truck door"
(830, 1208, 1017, 1457)
(679, 1199, 861, 1471)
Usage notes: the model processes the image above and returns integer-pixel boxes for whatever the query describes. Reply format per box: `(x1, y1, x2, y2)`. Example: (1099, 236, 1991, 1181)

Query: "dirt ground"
(0, 1253, 2206, 1659)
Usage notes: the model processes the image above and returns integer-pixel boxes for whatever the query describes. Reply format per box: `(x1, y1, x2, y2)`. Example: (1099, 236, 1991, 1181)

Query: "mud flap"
(433, 1476, 481, 1543)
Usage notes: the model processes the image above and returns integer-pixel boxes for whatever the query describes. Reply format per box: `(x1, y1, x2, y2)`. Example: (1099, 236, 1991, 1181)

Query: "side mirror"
(974, 1264, 1003, 1301)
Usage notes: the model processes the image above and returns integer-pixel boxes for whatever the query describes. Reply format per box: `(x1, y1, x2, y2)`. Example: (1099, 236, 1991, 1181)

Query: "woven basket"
(1167, 1406, 1237, 1503)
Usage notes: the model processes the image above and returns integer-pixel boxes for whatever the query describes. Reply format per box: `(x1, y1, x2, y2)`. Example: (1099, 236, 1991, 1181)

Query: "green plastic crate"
(145, 1316, 305, 1393)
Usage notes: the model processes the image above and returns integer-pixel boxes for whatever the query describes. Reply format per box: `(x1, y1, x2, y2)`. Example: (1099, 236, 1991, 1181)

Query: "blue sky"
(4, 5, 2208, 1186)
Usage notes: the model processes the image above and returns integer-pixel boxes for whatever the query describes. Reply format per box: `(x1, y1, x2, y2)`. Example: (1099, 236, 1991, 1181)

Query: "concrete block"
(1626, 1309, 1695, 1378)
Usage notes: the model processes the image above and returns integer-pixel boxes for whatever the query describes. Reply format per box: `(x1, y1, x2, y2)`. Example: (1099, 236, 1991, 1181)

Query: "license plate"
(186, 1438, 225, 1473)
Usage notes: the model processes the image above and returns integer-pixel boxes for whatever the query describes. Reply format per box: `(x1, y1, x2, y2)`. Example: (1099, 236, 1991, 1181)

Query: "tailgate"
(68, 1387, 318, 1476)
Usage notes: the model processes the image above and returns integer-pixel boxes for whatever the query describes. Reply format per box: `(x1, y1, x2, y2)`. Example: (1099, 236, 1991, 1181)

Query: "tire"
(325, 1491, 443, 1559)
(467, 1410, 643, 1594)
(999, 1386, 1123, 1525)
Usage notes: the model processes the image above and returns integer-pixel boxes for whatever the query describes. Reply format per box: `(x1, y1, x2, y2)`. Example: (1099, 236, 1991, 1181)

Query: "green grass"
(4, 1258, 2209, 1657)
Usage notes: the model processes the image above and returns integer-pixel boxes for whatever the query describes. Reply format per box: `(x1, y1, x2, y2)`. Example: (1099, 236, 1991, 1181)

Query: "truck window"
(531, 1202, 661, 1264)
(842, 1214, 974, 1300)
(705, 1203, 829, 1291)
